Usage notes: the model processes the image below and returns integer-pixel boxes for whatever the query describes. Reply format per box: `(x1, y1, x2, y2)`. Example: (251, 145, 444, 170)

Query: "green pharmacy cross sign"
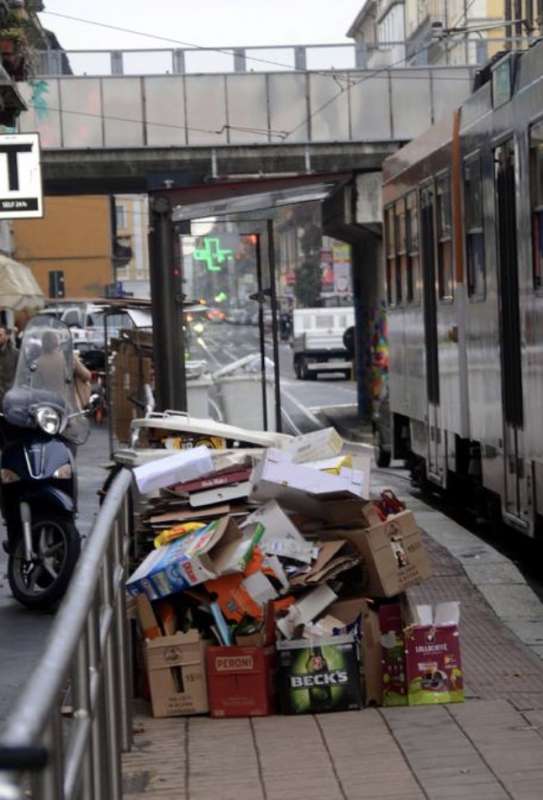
(193, 237, 235, 272)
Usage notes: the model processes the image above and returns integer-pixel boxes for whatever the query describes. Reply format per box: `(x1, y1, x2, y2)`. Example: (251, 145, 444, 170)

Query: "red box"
(206, 645, 277, 717)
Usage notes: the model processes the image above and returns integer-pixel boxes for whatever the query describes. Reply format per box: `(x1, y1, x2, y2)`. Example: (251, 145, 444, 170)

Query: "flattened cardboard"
(284, 427, 344, 463)
(145, 631, 208, 717)
(289, 541, 359, 588)
(276, 584, 337, 639)
(134, 447, 214, 494)
(189, 481, 251, 507)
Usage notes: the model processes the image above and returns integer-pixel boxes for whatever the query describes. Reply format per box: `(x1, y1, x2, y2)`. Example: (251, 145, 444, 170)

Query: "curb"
(311, 404, 373, 446)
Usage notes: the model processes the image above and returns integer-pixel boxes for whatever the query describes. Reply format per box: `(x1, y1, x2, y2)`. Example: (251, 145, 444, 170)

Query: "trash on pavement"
(124, 415, 460, 720)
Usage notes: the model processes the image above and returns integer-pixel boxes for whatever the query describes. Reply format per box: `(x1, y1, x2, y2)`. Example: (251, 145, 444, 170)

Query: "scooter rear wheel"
(8, 515, 81, 611)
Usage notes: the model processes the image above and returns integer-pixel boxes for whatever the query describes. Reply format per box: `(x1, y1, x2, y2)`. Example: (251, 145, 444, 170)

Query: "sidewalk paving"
(123, 470, 543, 799)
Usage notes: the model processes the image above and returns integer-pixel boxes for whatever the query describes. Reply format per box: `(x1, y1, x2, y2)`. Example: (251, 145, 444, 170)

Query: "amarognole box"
(277, 634, 362, 715)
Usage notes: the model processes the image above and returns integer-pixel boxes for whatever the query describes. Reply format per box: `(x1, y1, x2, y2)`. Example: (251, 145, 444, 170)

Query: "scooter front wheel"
(8, 515, 81, 611)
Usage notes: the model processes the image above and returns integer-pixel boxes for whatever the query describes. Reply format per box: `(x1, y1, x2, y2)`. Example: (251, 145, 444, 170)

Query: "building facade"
(347, 0, 534, 67)
(13, 196, 114, 298)
(113, 195, 151, 298)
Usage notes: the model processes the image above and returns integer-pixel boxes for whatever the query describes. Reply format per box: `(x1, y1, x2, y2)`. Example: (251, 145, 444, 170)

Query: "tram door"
(494, 140, 528, 525)
(420, 184, 445, 484)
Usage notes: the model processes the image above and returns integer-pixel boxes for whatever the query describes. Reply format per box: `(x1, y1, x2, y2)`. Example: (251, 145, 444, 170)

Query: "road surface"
(0, 427, 108, 727)
(192, 321, 358, 433)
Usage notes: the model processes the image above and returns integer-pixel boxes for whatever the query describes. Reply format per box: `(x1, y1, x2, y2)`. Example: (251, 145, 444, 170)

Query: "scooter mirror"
(88, 393, 101, 411)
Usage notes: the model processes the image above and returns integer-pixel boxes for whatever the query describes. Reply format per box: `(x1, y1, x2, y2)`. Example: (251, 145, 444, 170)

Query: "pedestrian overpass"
(15, 43, 475, 193)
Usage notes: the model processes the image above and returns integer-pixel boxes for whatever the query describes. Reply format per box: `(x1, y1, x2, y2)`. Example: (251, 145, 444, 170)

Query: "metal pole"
(88, 600, 108, 800)
(255, 235, 269, 431)
(104, 312, 114, 459)
(101, 546, 123, 800)
(114, 515, 133, 753)
(267, 219, 283, 433)
(73, 636, 94, 799)
(33, 712, 64, 800)
(148, 195, 187, 412)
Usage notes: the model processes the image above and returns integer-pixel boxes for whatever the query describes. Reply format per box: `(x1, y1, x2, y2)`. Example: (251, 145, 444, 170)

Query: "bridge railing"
(17, 64, 475, 149)
(31, 36, 530, 78)
(0, 468, 134, 800)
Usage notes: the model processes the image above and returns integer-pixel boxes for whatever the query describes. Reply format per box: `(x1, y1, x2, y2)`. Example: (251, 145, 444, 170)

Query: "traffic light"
(49, 270, 65, 299)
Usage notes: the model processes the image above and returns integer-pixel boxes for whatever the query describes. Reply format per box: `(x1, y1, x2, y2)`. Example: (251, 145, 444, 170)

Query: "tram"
(382, 40, 543, 536)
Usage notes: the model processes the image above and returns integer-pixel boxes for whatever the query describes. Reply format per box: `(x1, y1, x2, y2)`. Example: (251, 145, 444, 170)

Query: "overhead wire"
(30, 7, 517, 146)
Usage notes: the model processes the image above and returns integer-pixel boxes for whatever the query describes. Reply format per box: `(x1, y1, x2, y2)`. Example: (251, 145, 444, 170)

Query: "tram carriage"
(383, 40, 543, 536)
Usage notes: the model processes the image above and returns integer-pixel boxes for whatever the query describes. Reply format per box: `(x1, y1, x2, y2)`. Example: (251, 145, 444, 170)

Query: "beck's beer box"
(277, 634, 362, 715)
(206, 646, 277, 717)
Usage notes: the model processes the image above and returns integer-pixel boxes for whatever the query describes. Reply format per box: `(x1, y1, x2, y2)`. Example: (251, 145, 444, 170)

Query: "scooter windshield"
(4, 316, 89, 444)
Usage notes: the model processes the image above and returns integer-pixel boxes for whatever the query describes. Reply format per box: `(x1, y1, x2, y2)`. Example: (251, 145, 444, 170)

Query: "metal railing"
(0, 468, 134, 800)
(31, 35, 534, 78)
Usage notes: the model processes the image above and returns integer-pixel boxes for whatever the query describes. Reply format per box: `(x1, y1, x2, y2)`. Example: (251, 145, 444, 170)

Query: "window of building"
(530, 120, 543, 291)
(464, 155, 486, 299)
(405, 191, 420, 303)
(394, 200, 407, 305)
(436, 174, 453, 301)
(385, 205, 395, 306)
(116, 204, 127, 230)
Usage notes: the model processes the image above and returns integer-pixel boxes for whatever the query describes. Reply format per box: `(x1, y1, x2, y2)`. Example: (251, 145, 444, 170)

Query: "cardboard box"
(126, 516, 244, 599)
(360, 601, 383, 706)
(277, 634, 362, 714)
(135, 595, 162, 640)
(380, 602, 408, 707)
(145, 631, 208, 717)
(339, 511, 431, 598)
(250, 449, 368, 514)
(207, 645, 277, 717)
(134, 447, 214, 494)
(405, 603, 464, 705)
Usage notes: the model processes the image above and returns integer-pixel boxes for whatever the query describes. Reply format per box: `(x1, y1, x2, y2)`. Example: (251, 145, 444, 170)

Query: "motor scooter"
(0, 316, 97, 610)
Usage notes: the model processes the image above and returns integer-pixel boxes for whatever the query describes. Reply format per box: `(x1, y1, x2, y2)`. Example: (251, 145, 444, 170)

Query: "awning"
(0, 254, 44, 310)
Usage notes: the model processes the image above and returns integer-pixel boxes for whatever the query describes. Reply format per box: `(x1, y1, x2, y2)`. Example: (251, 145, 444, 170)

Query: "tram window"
(464, 156, 486, 299)
(394, 201, 406, 305)
(530, 121, 543, 291)
(385, 206, 395, 306)
(436, 175, 453, 301)
(406, 191, 420, 304)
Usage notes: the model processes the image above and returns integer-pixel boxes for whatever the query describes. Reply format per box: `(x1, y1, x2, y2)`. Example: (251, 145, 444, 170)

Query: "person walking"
(0, 326, 18, 407)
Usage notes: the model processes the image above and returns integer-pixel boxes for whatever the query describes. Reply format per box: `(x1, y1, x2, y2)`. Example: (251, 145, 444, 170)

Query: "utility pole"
(148, 194, 187, 412)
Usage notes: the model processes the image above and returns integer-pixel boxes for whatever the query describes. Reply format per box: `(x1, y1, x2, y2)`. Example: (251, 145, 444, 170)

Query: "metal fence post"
(88, 599, 108, 800)
(111, 51, 124, 75)
(234, 48, 246, 72)
(173, 49, 186, 74)
(33, 711, 64, 800)
(73, 635, 94, 799)
(102, 543, 123, 800)
(355, 42, 367, 69)
(294, 46, 307, 71)
(115, 510, 133, 752)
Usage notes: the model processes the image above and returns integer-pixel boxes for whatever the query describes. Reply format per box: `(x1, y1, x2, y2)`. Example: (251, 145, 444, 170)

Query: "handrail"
(0, 467, 134, 800)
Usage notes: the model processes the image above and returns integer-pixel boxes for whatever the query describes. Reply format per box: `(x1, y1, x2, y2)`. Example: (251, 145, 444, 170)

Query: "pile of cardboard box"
(126, 428, 464, 719)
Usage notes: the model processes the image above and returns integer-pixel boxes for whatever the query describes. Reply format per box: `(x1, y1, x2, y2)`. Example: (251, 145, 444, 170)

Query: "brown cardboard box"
(145, 631, 208, 717)
(338, 511, 431, 598)
(360, 601, 383, 706)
